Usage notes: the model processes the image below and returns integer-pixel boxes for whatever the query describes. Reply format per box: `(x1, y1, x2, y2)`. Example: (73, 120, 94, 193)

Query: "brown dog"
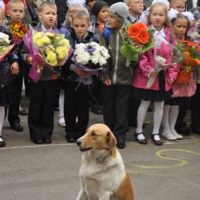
(76, 123, 134, 200)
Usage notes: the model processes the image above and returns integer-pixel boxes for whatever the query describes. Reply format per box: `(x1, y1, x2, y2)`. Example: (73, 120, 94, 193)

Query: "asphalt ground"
(0, 95, 200, 200)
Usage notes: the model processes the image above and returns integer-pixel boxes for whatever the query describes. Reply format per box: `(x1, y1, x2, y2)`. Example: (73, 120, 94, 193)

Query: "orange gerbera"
(197, 46, 200, 52)
(136, 22, 147, 31)
(182, 40, 190, 44)
(136, 30, 149, 44)
(128, 24, 140, 39)
(187, 42, 196, 47)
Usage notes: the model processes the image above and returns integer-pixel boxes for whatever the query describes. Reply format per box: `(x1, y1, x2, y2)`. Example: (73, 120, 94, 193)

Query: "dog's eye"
(91, 132, 97, 137)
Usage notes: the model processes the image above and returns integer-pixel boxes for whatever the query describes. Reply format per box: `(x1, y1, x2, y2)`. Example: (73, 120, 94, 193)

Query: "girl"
(132, 2, 178, 146)
(162, 12, 191, 141)
(0, 7, 19, 147)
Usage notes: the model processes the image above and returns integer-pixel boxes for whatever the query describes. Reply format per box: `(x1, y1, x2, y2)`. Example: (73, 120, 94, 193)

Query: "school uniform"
(21, 23, 59, 143)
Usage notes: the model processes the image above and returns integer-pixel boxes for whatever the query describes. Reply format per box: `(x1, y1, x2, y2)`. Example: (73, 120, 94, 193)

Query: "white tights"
(136, 100, 164, 136)
(0, 106, 5, 137)
(162, 105, 179, 133)
(59, 90, 65, 117)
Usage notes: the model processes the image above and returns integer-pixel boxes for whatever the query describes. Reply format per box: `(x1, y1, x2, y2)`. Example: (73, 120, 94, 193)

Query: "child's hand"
(10, 62, 19, 75)
(150, 70, 158, 78)
(168, 78, 174, 85)
(103, 79, 111, 86)
(75, 67, 91, 78)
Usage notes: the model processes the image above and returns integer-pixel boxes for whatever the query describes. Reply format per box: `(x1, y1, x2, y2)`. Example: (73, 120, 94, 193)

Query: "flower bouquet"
(177, 40, 200, 67)
(120, 22, 154, 61)
(146, 37, 182, 88)
(8, 20, 28, 44)
(0, 32, 15, 61)
(72, 41, 110, 85)
(23, 28, 73, 82)
(176, 66, 192, 84)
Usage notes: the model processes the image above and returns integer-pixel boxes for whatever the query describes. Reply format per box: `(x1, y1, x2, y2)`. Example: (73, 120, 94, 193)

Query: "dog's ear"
(107, 131, 117, 151)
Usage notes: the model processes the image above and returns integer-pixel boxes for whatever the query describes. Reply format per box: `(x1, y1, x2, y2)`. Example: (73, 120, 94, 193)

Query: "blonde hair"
(72, 10, 90, 22)
(8, 0, 24, 10)
(146, 3, 172, 27)
(62, 5, 88, 27)
(38, 2, 57, 12)
(169, 0, 186, 4)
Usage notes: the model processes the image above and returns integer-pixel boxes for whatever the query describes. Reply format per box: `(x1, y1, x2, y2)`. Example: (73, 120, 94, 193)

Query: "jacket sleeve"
(167, 63, 179, 80)
(20, 42, 30, 64)
(139, 50, 155, 77)
(99, 31, 110, 81)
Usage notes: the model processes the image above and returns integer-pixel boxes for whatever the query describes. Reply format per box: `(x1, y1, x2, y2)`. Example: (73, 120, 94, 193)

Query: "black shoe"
(31, 139, 43, 144)
(66, 138, 76, 143)
(134, 133, 147, 144)
(91, 108, 103, 115)
(43, 138, 52, 144)
(10, 123, 23, 132)
(117, 140, 126, 149)
(0, 136, 5, 147)
(176, 126, 190, 135)
(151, 134, 162, 146)
(191, 128, 200, 135)
(18, 109, 28, 116)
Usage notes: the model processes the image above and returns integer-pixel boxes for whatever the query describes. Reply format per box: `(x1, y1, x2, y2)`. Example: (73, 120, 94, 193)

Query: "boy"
(169, 0, 186, 13)
(124, 0, 144, 23)
(6, 0, 25, 132)
(99, 2, 133, 149)
(21, 2, 59, 144)
(63, 10, 98, 143)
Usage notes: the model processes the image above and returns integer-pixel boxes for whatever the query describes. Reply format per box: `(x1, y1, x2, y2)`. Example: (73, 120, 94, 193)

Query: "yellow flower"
(35, 38, 45, 47)
(56, 47, 66, 59)
(45, 32, 55, 38)
(46, 52, 57, 66)
(41, 36, 51, 45)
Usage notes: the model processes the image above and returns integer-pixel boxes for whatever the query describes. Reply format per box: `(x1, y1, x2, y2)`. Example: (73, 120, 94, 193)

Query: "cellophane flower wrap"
(22, 28, 73, 82)
(120, 22, 154, 61)
(146, 37, 182, 88)
(177, 40, 200, 67)
(8, 20, 28, 45)
(0, 32, 15, 61)
(72, 41, 110, 84)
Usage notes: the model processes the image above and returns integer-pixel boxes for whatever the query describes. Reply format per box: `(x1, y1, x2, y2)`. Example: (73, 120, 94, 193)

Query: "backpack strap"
(104, 26, 112, 45)
(66, 32, 75, 48)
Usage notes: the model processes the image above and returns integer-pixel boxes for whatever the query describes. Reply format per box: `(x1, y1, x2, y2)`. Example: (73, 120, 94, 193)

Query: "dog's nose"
(76, 140, 81, 146)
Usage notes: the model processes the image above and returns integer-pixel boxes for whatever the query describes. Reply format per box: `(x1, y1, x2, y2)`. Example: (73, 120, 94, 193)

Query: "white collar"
(151, 25, 165, 38)
(41, 25, 52, 32)
(128, 14, 137, 23)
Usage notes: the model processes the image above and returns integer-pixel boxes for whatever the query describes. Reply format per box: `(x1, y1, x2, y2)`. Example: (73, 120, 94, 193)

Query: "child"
(132, 2, 178, 146)
(124, 0, 145, 127)
(99, 2, 133, 149)
(21, 2, 59, 145)
(90, 0, 108, 115)
(6, 0, 26, 132)
(59, 2, 87, 127)
(162, 13, 191, 140)
(124, 0, 144, 23)
(92, 1, 108, 35)
(169, 0, 186, 13)
(0, 7, 19, 147)
(63, 10, 98, 143)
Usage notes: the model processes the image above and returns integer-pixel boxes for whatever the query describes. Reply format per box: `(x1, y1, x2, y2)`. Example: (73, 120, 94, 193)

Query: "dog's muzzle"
(76, 139, 92, 152)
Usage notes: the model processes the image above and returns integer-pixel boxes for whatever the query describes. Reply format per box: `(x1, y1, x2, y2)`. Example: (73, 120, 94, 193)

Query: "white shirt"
(128, 14, 138, 23)
(41, 25, 53, 32)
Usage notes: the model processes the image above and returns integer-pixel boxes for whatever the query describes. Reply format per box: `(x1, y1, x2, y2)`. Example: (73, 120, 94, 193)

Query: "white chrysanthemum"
(76, 52, 90, 65)
(91, 53, 100, 65)
(155, 56, 166, 65)
(0, 32, 10, 44)
(99, 56, 107, 66)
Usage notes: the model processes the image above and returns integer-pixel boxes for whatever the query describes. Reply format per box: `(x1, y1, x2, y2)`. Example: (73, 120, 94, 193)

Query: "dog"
(76, 123, 134, 200)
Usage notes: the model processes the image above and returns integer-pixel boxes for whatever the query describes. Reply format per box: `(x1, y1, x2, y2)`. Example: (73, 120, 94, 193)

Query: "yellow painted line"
(125, 149, 200, 176)
(190, 135, 200, 144)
